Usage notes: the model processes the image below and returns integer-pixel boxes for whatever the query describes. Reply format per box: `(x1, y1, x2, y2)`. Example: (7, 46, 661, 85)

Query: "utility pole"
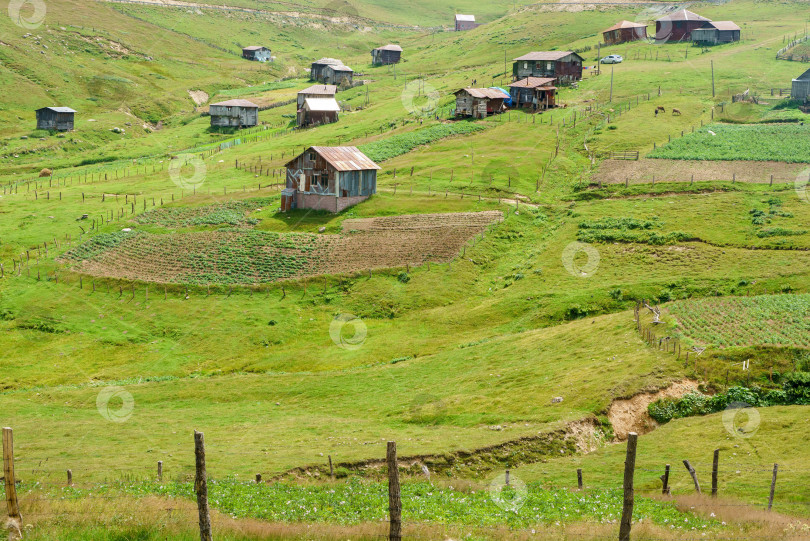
(711, 60, 716, 98)
(609, 63, 615, 102)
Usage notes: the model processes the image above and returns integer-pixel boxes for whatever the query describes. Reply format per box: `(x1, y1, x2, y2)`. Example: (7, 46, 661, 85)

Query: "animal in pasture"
(655, 106, 665, 113)
(672, 108, 682, 115)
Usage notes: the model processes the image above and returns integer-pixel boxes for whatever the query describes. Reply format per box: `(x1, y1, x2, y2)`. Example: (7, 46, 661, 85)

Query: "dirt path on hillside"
(594, 159, 806, 184)
(608, 379, 699, 440)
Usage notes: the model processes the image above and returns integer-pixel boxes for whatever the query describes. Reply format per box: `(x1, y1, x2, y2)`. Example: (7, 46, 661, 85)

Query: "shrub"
(783, 372, 810, 404)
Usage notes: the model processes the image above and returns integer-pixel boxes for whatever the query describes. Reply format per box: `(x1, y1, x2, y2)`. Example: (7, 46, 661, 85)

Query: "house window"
(312, 172, 328, 193)
(546, 61, 554, 71)
(524, 62, 528, 70)
(307, 151, 316, 161)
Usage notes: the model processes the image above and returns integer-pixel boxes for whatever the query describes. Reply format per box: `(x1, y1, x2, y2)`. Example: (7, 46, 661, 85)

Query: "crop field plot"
(135, 197, 276, 228)
(666, 294, 810, 348)
(594, 158, 807, 184)
(61, 211, 503, 284)
(647, 124, 810, 163)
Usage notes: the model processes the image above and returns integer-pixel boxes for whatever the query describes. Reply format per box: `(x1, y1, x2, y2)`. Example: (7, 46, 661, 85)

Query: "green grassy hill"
(1, 0, 810, 539)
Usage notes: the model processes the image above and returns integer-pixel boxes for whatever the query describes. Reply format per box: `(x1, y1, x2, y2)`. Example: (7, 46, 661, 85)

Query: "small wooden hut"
(209, 99, 259, 128)
(792, 68, 810, 101)
(454, 88, 507, 119)
(691, 21, 741, 44)
(508, 77, 556, 110)
(36, 107, 76, 131)
(323, 64, 354, 87)
(310, 58, 343, 82)
(297, 84, 337, 109)
(297, 97, 340, 127)
(602, 21, 648, 45)
(242, 46, 272, 62)
(454, 14, 479, 31)
(371, 44, 402, 65)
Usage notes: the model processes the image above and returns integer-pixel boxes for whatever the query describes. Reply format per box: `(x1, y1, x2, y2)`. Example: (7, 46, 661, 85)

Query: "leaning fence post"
(3, 427, 23, 540)
(683, 460, 701, 493)
(619, 432, 638, 541)
(387, 441, 402, 541)
(194, 431, 213, 541)
(711, 449, 719, 497)
(661, 464, 671, 495)
(768, 463, 778, 510)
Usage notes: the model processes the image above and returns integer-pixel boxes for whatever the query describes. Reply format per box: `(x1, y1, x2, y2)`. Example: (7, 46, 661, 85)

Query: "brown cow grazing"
(672, 108, 682, 115)
(655, 106, 665, 113)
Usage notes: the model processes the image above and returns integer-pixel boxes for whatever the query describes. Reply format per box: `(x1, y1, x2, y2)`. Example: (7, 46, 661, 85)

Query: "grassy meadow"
(2, 0, 810, 538)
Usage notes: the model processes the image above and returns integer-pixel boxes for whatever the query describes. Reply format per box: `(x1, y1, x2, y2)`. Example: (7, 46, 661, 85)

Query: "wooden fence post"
(67, 469, 73, 486)
(768, 464, 778, 511)
(683, 460, 701, 493)
(711, 449, 719, 497)
(619, 432, 638, 541)
(577, 468, 583, 490)
(158, 461, 163, 482)
(194, 431, 213, 541)
(387, 441, 402, 541)
(3, 427, 23, 540)
(661, 464, 671, 495)
(328, 455, 334, 478)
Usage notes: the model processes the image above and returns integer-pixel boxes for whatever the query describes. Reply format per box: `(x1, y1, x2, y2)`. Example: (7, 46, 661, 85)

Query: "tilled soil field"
(594, 159, 807, 185)
(61, 211, 503, 284)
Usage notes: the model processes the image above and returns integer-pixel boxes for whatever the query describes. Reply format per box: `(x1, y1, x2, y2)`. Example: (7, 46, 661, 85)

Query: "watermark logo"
(795, 167, 810, 204)
(561, 242, 600, 277)
(479, 160, 520, 187)
(633, 6, 671, 44)
(322, 0, 359, 20)
(96, 386, 135, 423)
(329, 313, 367, 350)
(168, 155, 206, 190)
(489, 471, 528, 513)
(8, 0, 46, 30)
(722, 402, 760, 438)
(401, 79, 440, 117)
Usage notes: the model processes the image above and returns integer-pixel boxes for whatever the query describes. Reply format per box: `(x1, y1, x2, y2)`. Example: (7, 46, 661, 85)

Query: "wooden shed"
(792, 68, 810, 101)
(512, 51, 584, 84)
(508, 77, 556, 110)
(297, 84, 337, 109)
(455, 14, 479, 31)
(297, 97, 340, 127)
(691, 21, 741, 44)
(323, 64, 354, 87)
(242, 46, 272, 62)
(36, 106, 75, 131)
(602, 21, 648, 45)
(209, 99, 259, 128)
(655, 9, 710, 42)
(371, 44, 402, 65)
(310, 58, 343, 82)
(454, 88, 507, 119)
(283, 146, 379, 213)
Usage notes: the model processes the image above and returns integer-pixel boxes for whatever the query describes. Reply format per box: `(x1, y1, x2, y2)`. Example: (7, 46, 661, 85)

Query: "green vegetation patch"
(576, 216, 692, 245)
(60, 231, 139, 261)
(217, 81, 298, 98)
(359, 123, 487, 163)
(136, 198, 276, 228)
(667, 294, 810, 348)
(647, 124, 810, 163)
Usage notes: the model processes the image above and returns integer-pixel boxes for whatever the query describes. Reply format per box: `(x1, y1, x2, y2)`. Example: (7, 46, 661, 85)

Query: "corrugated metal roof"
(243, 46, 268, 51)
(656, 9, 710, 22)
(38, 106, 76, 113)
(513, 51, 580, 62)
(795, 68, 810, 81)
(705, 21, 740, 31)
(455, 88, 508, 99)
(374, 44, 403, 51)
(328, 64, 353, 72)
(303, 98, 341, 112)
(210, 99, 259, 108)
(312, 57, 343, 66)
(298, 84, 337, 95)
(508, 77, 556, 88)
(285, 147, 380, 171)
(602, 20, 647, 32)
(455, 14, 475, 21)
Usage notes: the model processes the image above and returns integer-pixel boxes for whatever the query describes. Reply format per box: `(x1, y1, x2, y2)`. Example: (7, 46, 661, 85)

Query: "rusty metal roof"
(656, 9, 710, 22)
(513, 51, 581, 62)
(210, 99, 259, 108)
(374, 44, 403, 51)
(328, 64, 354, 73)
(298, 84, 337, 95)
(508, 77, 556, 88)
(286, 147, 380, 171)
(455, 88, 508, 99)
(602, 20, 647, 32)
(704, 21, 740, 31)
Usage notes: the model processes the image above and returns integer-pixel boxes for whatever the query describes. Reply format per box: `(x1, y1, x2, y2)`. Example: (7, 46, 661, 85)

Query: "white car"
(600, 55, 623, 64)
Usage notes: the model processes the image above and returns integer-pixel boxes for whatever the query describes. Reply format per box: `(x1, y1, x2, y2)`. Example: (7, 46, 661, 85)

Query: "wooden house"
(454, 88, 507, 119)
(691, 21, 740, 44)
(282, 146, 379, 213)
(792, 68, 810, 101)
(297, 84, 337, 109)
(209, 99, 259, 128)
(454, 14, 479, 31)
(508, 77, 556, 110)
(602, 21, 648, 45)
(371, 44, 402, 65)
(310, 58, 343, 82)
(323, 64, 354, 87)
(36, 106, 75, 131)
(512, 51, 584, 84)
(297, 97, 340, 127)
(242, 46, 272, 62)
(655, 9, 710, 42)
